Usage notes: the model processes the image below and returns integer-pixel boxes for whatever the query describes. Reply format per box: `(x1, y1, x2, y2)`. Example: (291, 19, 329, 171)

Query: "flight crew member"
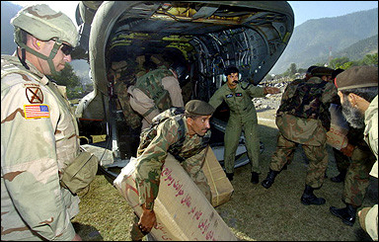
(128, 58, 185, 129)
(334, 66, 378, 240)
(131, 100, 215, 240)
(261, 66, 338, 206)
(208, 66, 280, 184)
(1, 4, 83, 241)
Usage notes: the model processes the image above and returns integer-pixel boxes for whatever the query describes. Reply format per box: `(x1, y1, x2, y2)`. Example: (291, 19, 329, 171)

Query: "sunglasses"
(60, 43, 74, 56)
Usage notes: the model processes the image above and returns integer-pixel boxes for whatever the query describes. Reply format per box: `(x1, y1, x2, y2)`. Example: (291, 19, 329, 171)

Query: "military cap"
(310, 66, 334, 77)
(335, 66, 378, 91)
(185, 100, 215, 116)
(11, 4, 78, 47)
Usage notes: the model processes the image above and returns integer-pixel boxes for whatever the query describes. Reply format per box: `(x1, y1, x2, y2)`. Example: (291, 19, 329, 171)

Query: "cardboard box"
(113, 154, 238, 241)
(203, 148, 234, 207)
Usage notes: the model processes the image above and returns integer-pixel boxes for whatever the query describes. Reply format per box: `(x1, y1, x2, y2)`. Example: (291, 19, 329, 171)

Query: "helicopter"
(72, 1, 294, 180)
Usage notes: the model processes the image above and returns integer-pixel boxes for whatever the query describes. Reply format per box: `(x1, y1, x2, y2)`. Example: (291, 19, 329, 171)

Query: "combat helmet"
(11, 4, 78, 75)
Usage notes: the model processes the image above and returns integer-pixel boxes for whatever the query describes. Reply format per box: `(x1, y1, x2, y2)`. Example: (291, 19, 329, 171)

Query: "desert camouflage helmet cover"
(11, 4, 78, 47)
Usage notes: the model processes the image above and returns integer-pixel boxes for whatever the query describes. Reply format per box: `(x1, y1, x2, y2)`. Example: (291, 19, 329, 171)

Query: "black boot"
(226, 172, 234, 181)
(251, 172, 259, 184)
(329, 204, 357, 226)
(330, 170, 347, 183)
(301, 185, 326, 205)
(261, 169, 279, 189)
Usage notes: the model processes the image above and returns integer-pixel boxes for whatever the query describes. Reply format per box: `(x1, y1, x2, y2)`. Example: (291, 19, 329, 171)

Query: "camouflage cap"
(335, 66, 378, 91)
(310, 66, 334, 77)
(185, 100, 215, 116)
(11, 4, 78, 47)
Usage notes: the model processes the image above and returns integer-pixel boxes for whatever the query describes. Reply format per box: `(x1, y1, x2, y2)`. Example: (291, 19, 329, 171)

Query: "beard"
(341, 99, 365, 129)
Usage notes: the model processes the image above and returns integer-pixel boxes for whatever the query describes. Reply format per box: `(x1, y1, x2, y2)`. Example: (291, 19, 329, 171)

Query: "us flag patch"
(24, 105, 50, 119)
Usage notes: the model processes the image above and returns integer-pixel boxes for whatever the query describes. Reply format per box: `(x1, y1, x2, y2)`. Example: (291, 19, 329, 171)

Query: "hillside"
(1, 1, 22, 54)
(271, 8, 378, 74)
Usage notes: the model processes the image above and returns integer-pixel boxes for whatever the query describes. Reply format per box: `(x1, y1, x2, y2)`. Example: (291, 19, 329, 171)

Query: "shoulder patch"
(25, 86, 44, 104)
(24, 104, 50, 119)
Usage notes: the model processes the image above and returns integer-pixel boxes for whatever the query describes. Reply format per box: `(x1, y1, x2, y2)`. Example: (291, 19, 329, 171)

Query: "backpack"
(137, 107, 210, 162)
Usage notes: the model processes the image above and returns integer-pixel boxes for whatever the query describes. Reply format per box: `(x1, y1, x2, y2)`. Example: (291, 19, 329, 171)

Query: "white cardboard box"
(113, 153, 238, 241)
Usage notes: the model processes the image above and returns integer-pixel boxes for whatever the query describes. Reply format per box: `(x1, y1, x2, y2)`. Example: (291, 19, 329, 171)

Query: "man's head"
(335, 66, 378, 128)
(224, 66, 240, 88)
(305, 65, 319, 80)
(184, 100, 215, 136)
(11, 4, 78, 75)
(310, 66, 334, 82)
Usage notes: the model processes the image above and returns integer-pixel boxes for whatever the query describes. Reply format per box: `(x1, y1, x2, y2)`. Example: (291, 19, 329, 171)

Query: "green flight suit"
(209, 83, 265, 174)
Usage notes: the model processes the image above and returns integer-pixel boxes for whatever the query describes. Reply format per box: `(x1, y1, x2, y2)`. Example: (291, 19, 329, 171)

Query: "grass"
(71, 109, 377, 241)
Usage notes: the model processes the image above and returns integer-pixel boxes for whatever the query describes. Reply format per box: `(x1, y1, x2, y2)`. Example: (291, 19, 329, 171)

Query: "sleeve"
(1, 79, 76, 240)
(134, 119, 180, 209)
(162, 76, 184, 107)
(246, 85, 265, 98)
(208, 88, 224, 109)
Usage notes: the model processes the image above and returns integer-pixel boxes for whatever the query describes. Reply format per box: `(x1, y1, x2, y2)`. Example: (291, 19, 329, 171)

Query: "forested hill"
(271, 7, 378, 74)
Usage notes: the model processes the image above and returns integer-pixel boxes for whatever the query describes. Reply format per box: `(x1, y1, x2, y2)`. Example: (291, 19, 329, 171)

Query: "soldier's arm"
(208, 88, 224, 109)
(134, 119, 179, 210)
(246, 85, 266, 97)
(1, 78, 76, 240)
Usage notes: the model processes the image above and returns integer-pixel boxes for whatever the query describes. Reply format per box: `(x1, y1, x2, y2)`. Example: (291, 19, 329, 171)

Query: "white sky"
(9, 1, 378, 27)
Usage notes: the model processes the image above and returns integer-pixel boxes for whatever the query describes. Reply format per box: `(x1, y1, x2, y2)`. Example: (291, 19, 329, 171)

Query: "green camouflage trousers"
(338, 147, 376, 207)
(270, 133, 328, 188)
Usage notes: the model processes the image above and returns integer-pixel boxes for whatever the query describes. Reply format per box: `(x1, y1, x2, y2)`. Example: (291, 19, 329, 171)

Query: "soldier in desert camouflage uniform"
(261, 66, 338, 206)
(1, 4, 82, 241)
(130, 100, 215, 240)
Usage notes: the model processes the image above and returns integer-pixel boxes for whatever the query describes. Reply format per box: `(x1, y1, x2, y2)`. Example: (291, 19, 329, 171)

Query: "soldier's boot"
(251, 172, 259, 184)
(300, 185, 326, 205)
(226, 172, 234, 181)
(329, 204, 357, 226)
(261, 169, 279, 189)
(330, 170, 347, 183)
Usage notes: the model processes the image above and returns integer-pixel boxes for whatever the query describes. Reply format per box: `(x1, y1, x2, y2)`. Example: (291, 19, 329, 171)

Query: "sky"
(9, 1, 378, 28)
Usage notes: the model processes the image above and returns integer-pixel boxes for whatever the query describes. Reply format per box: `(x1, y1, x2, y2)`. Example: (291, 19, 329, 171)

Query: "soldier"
(127, 57, 185, 129)
(334, 66, 378, 240)
(1, 4, 82, 240)
(261, 66, 337, 206)
(279, 65, 319, 170)
(208, 66, 280, 183)
(131, 100, 215, 240)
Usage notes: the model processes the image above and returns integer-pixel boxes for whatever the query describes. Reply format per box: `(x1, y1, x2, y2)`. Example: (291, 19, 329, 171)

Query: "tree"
(359, 53, 378, 66)
(51, 63, 84, 99)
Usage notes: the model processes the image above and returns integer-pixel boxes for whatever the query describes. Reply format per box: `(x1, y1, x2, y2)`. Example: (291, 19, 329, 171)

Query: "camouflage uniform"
(269, 76, 337, 188)
(1, 55, 80, 240)
(128, 66, 184, 129)
(334, 126, 375, 207)
(208, 83, 265, 174)
(131, 111, 212, 240)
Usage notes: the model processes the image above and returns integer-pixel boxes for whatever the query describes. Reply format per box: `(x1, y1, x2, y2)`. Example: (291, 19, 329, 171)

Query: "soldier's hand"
(138, 205, 157, 234)
(264, 86, 280, 95)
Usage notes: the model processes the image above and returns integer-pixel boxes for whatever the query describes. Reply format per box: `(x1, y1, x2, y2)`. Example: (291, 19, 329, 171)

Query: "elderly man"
(131, 100, 215, 240)
(334, 66, 378, 240)
(1, 4, 87, 241)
